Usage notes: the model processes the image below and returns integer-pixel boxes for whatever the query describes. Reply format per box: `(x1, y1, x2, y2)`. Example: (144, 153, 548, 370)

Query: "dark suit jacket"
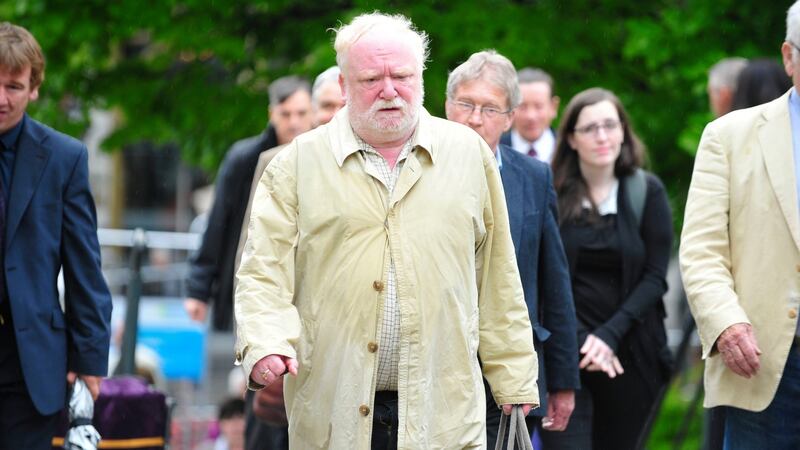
(498, 145, 579, 414)
(186, 126, 278, 331)
(499, 128, 556, 159)
(5, 115, 112, 415)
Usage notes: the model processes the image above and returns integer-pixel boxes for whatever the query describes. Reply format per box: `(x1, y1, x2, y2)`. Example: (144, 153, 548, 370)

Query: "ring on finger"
(260, 368, 272, 381)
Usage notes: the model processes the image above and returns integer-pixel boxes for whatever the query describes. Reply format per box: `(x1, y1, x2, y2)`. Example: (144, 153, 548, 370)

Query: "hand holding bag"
(494, 405, 533, 450)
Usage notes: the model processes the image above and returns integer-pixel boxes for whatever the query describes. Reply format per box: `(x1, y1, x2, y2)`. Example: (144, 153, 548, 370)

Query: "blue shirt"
(0, 114, 23, 205)
(494, 146, 503, 170)
(789, 89, 800, 336)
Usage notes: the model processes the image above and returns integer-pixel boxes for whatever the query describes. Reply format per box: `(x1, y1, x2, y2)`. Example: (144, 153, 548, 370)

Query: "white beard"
(347, 85, 424, 143)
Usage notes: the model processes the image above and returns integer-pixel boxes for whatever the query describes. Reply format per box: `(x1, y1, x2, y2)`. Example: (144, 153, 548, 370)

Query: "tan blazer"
(680, 89, 800, 411)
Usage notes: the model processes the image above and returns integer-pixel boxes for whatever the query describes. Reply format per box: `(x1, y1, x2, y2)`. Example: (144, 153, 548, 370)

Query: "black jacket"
(560, 172, 674, 393)
(186, 126, 278, 330)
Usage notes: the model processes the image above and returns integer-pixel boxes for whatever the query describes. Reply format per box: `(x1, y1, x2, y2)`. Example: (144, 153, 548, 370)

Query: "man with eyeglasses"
(445, 50, 579, 449)
(680, 2, 800, 448)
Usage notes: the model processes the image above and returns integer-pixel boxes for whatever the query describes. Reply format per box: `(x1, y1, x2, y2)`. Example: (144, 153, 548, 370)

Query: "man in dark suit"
(0, 23, 112, 449)
(499, 67, 560, 165)
(184, 75, 312, 331)
(184, 75, 312, 450)
(445, 50, 579, 448)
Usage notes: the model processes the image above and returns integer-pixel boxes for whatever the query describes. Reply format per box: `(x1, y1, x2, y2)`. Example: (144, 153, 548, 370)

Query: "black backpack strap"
(625, 168, 647, 227)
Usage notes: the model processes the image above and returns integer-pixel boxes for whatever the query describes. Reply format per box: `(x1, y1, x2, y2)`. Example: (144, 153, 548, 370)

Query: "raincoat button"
(359, 404, 370, 416)
(373, 281, 384, 292)
(790, 308, 798, 319)
(367, 342, 378, 353)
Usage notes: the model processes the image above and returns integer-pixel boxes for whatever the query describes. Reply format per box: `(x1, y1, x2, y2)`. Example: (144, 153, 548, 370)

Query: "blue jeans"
(723, 340, 800, 450)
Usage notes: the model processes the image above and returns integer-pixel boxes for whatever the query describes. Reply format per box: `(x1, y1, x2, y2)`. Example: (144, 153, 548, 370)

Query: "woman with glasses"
(544, 88, 673, 449)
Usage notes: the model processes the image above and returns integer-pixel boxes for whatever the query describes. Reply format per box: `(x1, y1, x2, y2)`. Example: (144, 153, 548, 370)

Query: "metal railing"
(98, 228, 201, 376)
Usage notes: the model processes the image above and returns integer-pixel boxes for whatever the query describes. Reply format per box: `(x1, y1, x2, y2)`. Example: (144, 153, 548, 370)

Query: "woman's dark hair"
(731, 58, 792, 111)
(551, 87, 646, 223)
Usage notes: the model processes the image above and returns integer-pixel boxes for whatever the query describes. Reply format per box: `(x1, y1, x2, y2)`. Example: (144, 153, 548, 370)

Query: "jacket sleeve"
(185, 148, 239, 303)
(62, 145, 112, 376)
(476, 142, 540, 407)
(679, 122, 749, 359)
(234, 144, 302, 387)
(538, 167, 580, 391)
(593, 174, 673, 352)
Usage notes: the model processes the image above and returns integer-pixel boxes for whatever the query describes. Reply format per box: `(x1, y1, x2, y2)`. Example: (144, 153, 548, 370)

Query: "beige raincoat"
(235, 107, 538, 449)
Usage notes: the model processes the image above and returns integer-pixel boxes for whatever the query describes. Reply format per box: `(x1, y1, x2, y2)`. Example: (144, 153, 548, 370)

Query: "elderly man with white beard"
(234, 12, 539, 450)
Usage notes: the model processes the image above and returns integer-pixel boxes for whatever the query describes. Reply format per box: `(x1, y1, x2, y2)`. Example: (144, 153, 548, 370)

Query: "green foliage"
(647, 362, 705, 450)
(5, 0, 792, 215)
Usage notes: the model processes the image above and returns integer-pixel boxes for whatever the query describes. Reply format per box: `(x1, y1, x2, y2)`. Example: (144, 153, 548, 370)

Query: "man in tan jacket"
(235, 12, 539, 449)
(680, 2, 800, 448)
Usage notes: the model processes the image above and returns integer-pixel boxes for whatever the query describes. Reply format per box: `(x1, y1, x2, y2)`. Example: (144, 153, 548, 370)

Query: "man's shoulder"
(26, 117, 85, 155)
(220, 132, 274, 172)
(501, 145, 549, 178)
(710, 91, 789, 134)
(426, 113, 480, 140)
(229, 132, 271, 153)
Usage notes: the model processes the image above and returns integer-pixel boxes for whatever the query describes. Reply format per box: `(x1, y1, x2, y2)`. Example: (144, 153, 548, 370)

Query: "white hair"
(333, 12, 430, 75)
(708, 57, 748, 90)
(446, 49, 521, 109)
(312, 66, 341, 104)
(788, 1, 800, 56)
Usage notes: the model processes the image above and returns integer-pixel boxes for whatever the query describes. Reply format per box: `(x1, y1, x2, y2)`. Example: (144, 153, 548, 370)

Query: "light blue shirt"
(788, 88, 800, 337)
(494, 146, 503, 170)
(790, 89, 800, 218)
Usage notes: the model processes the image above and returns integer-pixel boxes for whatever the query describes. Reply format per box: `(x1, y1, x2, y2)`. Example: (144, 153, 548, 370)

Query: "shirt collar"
(790, 87, 800, 116)
(0, 113, 25, 151)
(328, 106, 436, 167)
(494, 145, 503, 169)
(581, 178, 619, 215)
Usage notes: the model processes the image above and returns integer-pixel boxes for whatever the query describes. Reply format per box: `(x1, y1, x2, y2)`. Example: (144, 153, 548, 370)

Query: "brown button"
(790, 309, 798, 319)
(373, 281, 384, 292)
(359, 404, 370, 416)
(796, 264, 800, 273)
(367, 342, 378, 353)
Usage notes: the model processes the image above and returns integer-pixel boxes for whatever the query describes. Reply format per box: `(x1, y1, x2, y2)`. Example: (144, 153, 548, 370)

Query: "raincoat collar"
(328, 105, 436, 167)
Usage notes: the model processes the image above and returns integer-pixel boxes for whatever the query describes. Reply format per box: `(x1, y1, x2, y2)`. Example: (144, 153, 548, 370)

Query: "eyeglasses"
(574, 120, 622, 136)
(450, 100, 511, 119)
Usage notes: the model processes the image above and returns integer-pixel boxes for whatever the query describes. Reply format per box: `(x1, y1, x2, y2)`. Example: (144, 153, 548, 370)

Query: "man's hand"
(67, 372, 103, 401)
(250, 354, 299, 387)
(541, 390, 575, 431)
(183, 298, 208, 323)
(716, 322, 762, 378)
(580, 334, 623, 378)
(501, 403, 534, 416)
(252, 377, 288, 425)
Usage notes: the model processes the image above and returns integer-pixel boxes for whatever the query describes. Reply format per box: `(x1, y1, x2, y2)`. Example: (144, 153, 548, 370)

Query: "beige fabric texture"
(680, 89, 800, 411)
(234, 107, 538, 449)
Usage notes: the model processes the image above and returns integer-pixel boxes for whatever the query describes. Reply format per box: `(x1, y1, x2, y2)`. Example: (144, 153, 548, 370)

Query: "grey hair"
(268, 75, 310, 107)
(312, 66, 341, 104)
(333, 12, 430, 76)
(708, 57, 748, 90)
(446, 50, 521, 109)
(517, 67, 555, 94)
(788, 1, 800, 57)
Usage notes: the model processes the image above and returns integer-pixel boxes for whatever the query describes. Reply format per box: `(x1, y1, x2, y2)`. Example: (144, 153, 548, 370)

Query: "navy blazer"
(5, 116, 111, 415)
(498, 145, 579, 414)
